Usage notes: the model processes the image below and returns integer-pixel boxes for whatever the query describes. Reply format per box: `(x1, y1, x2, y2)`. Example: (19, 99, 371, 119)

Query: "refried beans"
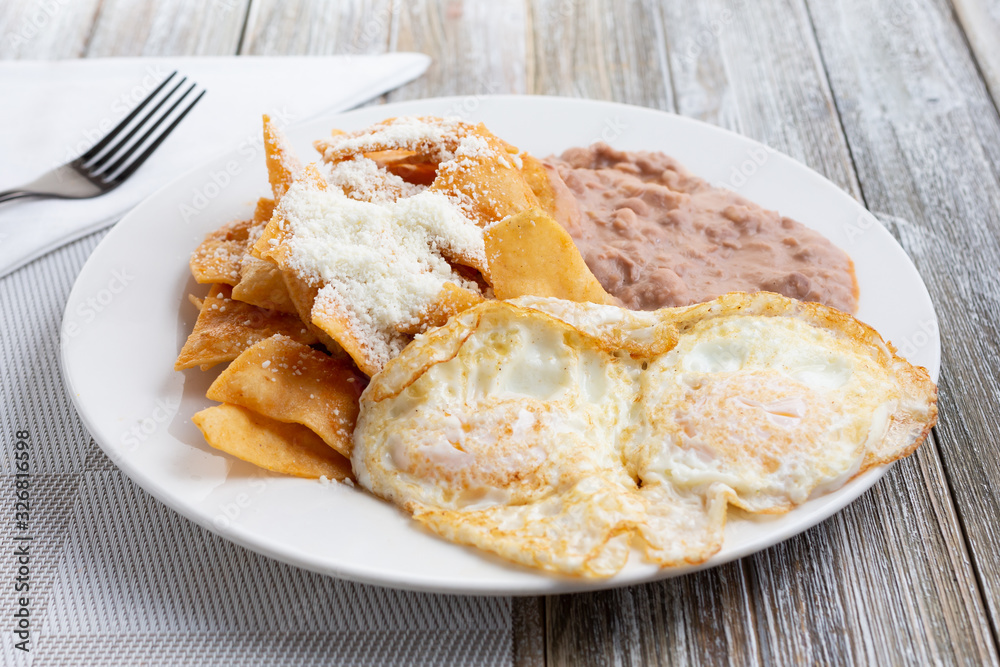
(544, 143, 858, 313)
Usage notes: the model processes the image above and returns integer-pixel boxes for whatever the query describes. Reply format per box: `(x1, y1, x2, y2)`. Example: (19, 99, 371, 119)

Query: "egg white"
(352, 293, 937, 577)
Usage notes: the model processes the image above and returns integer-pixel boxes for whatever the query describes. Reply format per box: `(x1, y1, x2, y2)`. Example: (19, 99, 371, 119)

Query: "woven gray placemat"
(0, 232, 513, 667)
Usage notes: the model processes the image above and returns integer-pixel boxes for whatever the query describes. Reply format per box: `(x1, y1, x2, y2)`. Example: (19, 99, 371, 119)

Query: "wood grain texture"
(662, 0, 858, 195)
(388, 0, 527, 100)
(239, 0, 393, 55)
(656, 0, 738, 129)
(83, 0, 249, 56)
(547, 567, 761, 666)
(0, 0, 102, 59)
(952, 0, 1000, 109)
(807, 0, 1000, 643)
(539, 0, 1000, 664)
(527, 0, 673, 109)
(512, 595, 545, 667)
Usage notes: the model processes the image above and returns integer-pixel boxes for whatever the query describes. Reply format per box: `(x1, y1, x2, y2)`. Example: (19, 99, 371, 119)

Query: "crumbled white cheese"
(280, 183, 486, 372)
(322, 116, 465, 161)
(323, 157, 424, 203)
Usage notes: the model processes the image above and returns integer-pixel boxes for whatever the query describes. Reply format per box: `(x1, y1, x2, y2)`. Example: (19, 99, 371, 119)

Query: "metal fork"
(0, 71, 206, 204)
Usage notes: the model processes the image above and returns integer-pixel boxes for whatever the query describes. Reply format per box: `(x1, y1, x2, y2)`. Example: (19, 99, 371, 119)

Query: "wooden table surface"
(4, 0, 1000, 664)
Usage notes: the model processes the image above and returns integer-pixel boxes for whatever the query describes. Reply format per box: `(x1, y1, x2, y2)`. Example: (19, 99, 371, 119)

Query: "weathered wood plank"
(387, 0, 527, 100)
(512, 595, 546, 667)
(539, 0, 999, 664)
(807, 0, 1000, 646)
(662, 0, 859, 196)
(0, 0, 102, 59)
(547, 567, 761, 667)
(82, 0, 248, 57)
(952, 0, 1000, 110)
(527, 0, 673, 110)
(239, 0, 393, 55)
(657, 0, 739, 130)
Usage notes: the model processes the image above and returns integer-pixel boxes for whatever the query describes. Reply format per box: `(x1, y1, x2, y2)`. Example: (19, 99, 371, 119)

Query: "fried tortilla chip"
(367, 149, 438, 186)
(389, 161, 437, 186)
(189, 218, 255, 285)
(252, 164, 329, 267)
(252, 165, 355, 358)
(310, 295, 388, 378)
(512, 295, 679, 358)
(317, 117, 538, 226)
(193, 403, 352, 480)
(427, 130, 538, 226)
(252, 196, 275, 225)
(206, 335, 365, 457)
(232, 256, 298, 313)
(315, 116, 456, 163)
(521, 154, 557, 218)
(395, 282, 486, 335)
(228, 197, 297, 313)
(263, 115, 301, 202)
(258, 136, 496, 375)
(484, 207, 618, 305)
(175, 284, 318, 371)
(278, 270, 346, 356)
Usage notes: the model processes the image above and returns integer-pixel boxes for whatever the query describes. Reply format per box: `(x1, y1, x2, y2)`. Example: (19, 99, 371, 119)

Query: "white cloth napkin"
(0, 54, 430, 278)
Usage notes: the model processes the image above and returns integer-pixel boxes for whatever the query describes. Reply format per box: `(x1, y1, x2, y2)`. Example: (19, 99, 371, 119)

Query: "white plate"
(60, 96, 940, 595)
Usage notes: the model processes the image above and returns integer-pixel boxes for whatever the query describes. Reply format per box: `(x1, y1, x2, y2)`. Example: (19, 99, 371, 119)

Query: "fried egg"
(351, 292, 937, 577)
(353, 305, 645, 575)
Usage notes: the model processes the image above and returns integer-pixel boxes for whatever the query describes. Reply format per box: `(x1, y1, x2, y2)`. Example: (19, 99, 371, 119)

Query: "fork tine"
(108, 88, 206, 186)
(98, 82, 198, 179)
(78, 71, 177, 163)
(85, 76, 189, 173)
